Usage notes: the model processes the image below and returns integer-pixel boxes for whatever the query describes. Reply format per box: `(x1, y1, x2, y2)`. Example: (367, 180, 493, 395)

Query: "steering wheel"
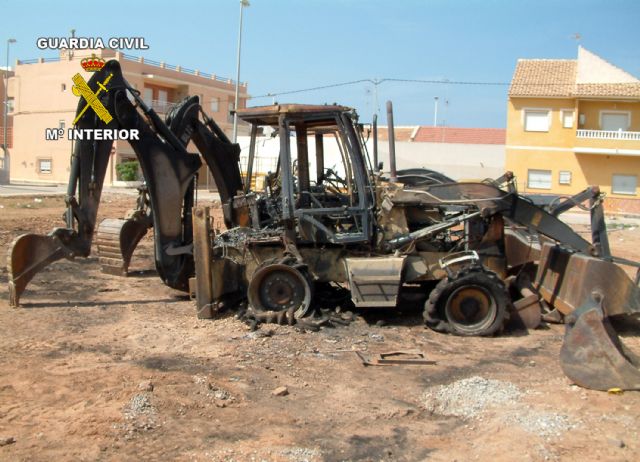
(323, 168, 348, 194)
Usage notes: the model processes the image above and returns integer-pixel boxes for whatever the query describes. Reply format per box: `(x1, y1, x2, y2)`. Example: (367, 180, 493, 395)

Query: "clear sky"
(2, 0, 639, 127)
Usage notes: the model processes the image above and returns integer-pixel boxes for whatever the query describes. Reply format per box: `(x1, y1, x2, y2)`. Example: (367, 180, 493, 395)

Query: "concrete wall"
(372, 140, 505, 181)
(238, 135, 505, 184)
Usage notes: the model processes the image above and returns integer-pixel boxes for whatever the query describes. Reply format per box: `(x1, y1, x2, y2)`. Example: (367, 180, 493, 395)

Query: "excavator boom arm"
(8, 60, 240, 304)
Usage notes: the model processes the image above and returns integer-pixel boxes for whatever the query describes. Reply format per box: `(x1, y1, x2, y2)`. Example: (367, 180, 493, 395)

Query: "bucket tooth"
(560, 294, 640, 391)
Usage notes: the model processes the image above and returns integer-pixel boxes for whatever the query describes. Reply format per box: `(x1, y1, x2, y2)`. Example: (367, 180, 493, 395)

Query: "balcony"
(575, 129, 640, 156)
(577, 129, 640, 141)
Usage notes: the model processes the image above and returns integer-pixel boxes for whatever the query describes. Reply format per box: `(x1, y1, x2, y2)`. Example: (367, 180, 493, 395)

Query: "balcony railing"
(148, 99, 177, 114)
(577, 129, 640, 141)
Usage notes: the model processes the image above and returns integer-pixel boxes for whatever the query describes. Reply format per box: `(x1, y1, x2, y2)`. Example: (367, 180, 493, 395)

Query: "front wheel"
(424, 268, 510, 336)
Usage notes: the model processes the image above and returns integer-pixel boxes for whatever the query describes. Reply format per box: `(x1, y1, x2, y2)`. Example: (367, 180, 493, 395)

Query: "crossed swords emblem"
(71, 72, 114, 125)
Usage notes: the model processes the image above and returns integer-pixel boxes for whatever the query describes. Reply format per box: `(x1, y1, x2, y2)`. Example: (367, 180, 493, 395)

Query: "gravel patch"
(124, 393, 155, 419)
(422, 376, 522, 418)
(423, 376, 578, 439)
(505, 410, 576, 438)
(280, 446, 322, 462)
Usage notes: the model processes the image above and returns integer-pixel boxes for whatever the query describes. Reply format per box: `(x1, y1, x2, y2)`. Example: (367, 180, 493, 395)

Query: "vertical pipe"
(386, 101, 397, 182)
(295, 123, 309, 207)
(372, 113, 378, 171)
(278, 115, 293, 225)
(244, 123, 258, 193)
(315, 133, 324, 184)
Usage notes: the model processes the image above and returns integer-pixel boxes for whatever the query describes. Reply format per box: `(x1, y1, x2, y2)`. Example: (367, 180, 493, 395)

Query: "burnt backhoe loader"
(7, 60, 640, 391)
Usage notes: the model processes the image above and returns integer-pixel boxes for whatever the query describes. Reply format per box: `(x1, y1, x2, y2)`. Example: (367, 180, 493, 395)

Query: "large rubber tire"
(424, 268, 510, 336)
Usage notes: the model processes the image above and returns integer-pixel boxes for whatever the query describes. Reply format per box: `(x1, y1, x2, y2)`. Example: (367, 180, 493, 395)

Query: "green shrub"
(116, 160, 140, 181)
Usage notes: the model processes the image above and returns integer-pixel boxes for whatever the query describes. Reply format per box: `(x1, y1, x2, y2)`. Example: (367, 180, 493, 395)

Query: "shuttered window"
(527, 169, 552, 189)
(559, 171, 572, 185)
(38, 159, 52, 174)
(524, 110, 550, 132)
(561, 110, 574, 129)
(612, 174, 637, 195)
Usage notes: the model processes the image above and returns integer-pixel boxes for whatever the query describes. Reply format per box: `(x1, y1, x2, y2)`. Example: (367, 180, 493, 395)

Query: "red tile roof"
(375, 126, 416, 142)
(509, 60, 577, 97)
(413, 127, 506, 144)
(509, 48, 640, 99)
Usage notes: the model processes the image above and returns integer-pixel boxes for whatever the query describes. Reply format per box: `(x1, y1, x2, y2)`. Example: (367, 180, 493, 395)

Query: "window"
(561, 110, 574, 129)
(59, 120, 65, 130)
(38, 159, 52, 174)
(524, 109, 550, 132)
(227, 100, 235, 123)
(612, 174, 637, 195)
(210, 97, 219, 113)
(601, 112, 630, 131)
(527, 169, 552, 189)
(6, 98, 14, 114)
(61, 83, 67, 92)
(143, 87, 153, 105)
(559, 171, 571, 185)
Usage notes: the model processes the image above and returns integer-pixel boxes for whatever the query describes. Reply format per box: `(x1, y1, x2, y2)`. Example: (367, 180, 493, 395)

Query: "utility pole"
(232, 0, 250, 143)
(3, 38, 16, 182)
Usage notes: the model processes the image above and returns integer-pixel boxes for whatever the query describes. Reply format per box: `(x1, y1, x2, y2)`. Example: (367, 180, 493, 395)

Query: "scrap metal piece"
(356, 350, 436, 366)
(560, 294, 640, 391)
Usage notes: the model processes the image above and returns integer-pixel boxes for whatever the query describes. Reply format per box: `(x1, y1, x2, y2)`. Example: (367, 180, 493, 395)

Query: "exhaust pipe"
(372, 113, 378, 172)
(386, 101, 397, 182)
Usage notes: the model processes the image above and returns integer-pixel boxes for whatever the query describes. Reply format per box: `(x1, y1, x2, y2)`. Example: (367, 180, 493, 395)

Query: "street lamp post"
(232, 0, 249, 143)
(3, 38, 16, 181)
(433, 96, 439, 127)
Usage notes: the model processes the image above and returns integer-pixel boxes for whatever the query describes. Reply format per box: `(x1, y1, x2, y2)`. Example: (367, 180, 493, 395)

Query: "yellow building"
(8, 48, 248, 186)
(506, 46, 640, 213)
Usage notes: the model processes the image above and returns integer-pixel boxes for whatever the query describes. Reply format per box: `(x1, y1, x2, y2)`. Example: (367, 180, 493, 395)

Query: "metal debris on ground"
(356, 350, 436, 366)
(241, 305, 357, 332)
(0, 437, 16, 446)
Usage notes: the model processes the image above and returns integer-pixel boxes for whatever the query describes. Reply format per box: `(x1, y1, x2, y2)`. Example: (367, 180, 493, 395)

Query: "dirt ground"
(0, 193, 639, 462)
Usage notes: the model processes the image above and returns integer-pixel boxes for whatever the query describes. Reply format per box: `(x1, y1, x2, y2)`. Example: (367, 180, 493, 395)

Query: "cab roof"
(236, 103, 353, 126)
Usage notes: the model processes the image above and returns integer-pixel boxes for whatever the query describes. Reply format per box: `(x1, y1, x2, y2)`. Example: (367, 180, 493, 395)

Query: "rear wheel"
(424, 268, 510, 336)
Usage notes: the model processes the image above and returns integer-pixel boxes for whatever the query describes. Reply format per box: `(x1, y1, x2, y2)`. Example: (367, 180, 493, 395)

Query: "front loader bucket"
(96, 217, 151, 276)
(8, 232, 70, 307)
(560, 295, 640, 391)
